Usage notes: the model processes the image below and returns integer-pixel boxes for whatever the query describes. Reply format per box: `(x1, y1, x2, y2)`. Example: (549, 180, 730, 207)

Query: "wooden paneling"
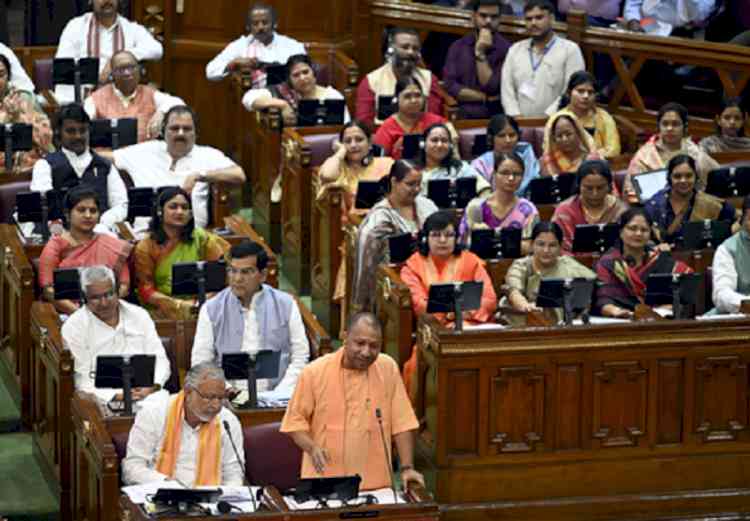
(417, 315, 750, 510)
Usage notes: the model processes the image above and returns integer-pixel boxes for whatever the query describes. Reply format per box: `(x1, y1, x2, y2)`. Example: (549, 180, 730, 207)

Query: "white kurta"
(54, 13, 164, 104)
(191, 288, 310, 398)
(112, 140, 237, 228)
(30, 147, 128, 233)
(205, 32, 306, 84)
(122, 392, 245, 486)
(712, 241, 748, 314)
(61, 300, 171, 403)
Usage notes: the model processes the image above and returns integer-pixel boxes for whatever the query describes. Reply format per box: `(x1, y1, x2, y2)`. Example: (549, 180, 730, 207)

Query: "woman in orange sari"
(373, 75, 456, 160)
(401, 210, 497, 398)
(38, 185, 132, 314)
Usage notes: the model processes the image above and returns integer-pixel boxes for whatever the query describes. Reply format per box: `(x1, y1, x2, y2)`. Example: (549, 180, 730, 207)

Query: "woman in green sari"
(134, 186, 230, 319)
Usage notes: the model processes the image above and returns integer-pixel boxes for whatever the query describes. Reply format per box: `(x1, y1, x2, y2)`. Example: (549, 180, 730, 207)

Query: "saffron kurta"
(280, 348, 419, 491)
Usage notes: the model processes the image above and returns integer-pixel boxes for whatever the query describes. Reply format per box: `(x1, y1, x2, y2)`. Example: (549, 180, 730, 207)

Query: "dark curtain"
(25, 0, 131, 46)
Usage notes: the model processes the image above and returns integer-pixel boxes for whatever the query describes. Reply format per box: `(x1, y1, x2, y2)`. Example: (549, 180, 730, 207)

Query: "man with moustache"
(62, 265, 171, 407)
(30, 103, 128, 234)
(110, 104, 246, 228)
(355, 27, 443, 127)
(206, 2, 306, 87)
(55, 0, 164, 104)
(84, 50, 184, 142)
(443, 0, 511, 119)
(123, 361, 245, 486)
(501, 0, 584, 116)
(281, 312, 425, 492)
(191, 240, 310, 401)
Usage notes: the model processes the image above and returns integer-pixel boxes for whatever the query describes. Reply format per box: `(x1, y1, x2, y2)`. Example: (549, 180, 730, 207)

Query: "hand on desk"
(400, 468, 425, 490)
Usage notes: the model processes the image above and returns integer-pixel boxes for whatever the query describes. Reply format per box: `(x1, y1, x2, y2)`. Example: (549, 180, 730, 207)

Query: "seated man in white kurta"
(122, 362, 245, 486)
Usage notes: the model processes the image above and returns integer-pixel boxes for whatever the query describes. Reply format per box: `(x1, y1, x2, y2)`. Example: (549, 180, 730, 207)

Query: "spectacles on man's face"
(192, 387, 224, 404)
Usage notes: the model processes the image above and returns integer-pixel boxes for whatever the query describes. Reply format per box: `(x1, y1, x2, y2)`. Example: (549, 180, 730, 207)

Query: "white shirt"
(191, 288, 310, 399)
(61, 300, 171, 404)
(30, 147, 129, 233)
(55, 13, 164, 104)
(122, 391, 245, 486)
(0, 43, 35, 93)
(242, 85, 351, 123)
(712, 239, 748, 314)
(83, 85, 184, 119)
(205, 32, 306, 83)
(112, 140, 237, 228)
(624, 0, 716, 28)
(501, 35, 585, 117)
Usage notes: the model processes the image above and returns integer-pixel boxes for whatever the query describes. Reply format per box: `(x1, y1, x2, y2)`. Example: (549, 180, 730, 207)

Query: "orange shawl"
(156, 391, 222, 486)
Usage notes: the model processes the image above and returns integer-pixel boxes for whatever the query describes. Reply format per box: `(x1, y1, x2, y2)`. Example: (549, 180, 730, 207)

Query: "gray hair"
(184, 362, 225, 389)
(80, 265, 116, 295)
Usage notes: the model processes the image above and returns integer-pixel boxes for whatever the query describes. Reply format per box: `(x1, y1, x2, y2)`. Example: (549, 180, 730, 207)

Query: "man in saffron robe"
(281, 312, 425, 492)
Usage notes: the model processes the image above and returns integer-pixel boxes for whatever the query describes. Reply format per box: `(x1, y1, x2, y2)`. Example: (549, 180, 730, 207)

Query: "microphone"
(223, 420, 258, 513)
(375, 408, 399, 504)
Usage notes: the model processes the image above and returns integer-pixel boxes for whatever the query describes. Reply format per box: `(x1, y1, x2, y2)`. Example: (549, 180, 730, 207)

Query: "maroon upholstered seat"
(303, 133, 338, 167)
(34, 59, 54, 92)
(244, 421, 302, 492)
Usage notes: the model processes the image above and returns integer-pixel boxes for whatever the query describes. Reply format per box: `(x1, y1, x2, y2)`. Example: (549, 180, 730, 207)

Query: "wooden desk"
(70, 393, 289, 521)
(414, 315, 750, 518)
(120, 494, 439, 521)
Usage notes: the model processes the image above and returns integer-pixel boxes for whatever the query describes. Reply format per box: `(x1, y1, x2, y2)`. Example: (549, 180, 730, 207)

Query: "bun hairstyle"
(386, 159, 418, 193)
(666, 153, 696, 187)
(575, 159, 612, 195)
(149, 186, 195, 245)
(339, 119, 373, 166)
(558, 70, 597, 110)
(530, 220, 563, 244)
(418, 209, 462, 257)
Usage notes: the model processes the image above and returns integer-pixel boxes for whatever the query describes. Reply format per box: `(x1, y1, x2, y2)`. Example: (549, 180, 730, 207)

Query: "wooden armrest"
(612, 113, 647, 150)
(435, 81, 458, 121)
(515, 116, 549, 128)
(740, 300, 750, 314)
(260, 485, 290, 512)
(634, 304, 665, 321)
(405, 481, 432, 503)
(332, 49, 360, 87)
(296, 296, 331, 358)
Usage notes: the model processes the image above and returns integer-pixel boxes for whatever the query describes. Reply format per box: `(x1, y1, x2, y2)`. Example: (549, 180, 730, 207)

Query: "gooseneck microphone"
(375, 408, 399, 504)
(223, 420, 258, 513)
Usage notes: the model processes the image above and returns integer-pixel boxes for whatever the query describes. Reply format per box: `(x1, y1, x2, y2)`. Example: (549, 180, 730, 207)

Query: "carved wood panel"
(694, 356, 748, 442)
(489, 366, 545, 453)
(592, 361, 648, 448)
(445, 369, 479, 457)
(555, 364, 583, 450)
(656, 359, 684, 445)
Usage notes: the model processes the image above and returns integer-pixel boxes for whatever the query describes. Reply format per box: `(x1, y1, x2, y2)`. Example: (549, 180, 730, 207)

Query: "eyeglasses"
(192, 387, 224, 403)
(428, 230, 457, 239)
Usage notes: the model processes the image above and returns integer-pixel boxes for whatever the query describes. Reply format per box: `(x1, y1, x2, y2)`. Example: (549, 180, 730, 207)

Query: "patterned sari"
(458, 196, 539, 245)
(541, 110, 600, 176)
(135, 227, 230, 319)
(552, 194, 628, 254)
(0, 86, 53, 173)
(594, 248, 692, 313)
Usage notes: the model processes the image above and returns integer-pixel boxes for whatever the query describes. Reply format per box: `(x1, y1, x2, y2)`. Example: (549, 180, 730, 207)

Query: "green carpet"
(0, 434, 59, 520)
(0, 359, 20, 433)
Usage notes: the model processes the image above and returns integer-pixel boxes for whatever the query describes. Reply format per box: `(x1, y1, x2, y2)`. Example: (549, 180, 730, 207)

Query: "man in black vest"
(30, 103, 128, 233)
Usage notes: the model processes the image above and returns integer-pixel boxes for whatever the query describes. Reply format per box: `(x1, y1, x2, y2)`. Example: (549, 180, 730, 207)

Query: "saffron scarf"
(156, 391, 222, 486)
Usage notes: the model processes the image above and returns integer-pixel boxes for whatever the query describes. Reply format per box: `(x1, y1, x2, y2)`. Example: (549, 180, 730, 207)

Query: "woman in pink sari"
(38, 185, 132, 314)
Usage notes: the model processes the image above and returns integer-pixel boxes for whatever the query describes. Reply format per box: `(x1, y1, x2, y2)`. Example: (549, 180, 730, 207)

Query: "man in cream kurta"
(281, 313, 423, 492)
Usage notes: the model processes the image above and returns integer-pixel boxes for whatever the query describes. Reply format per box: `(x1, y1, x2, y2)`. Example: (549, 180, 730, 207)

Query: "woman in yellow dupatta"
(135, 187, 229, 320)
(541, 110, 600, 177)
(552, 70, 620, 158)
(401, 210, 498, 399)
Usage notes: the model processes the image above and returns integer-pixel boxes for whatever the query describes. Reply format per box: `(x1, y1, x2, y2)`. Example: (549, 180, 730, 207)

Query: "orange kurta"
(401, 250, 498, 395)
(280, 348, 418, 490)
(90, 84, 157, 143)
